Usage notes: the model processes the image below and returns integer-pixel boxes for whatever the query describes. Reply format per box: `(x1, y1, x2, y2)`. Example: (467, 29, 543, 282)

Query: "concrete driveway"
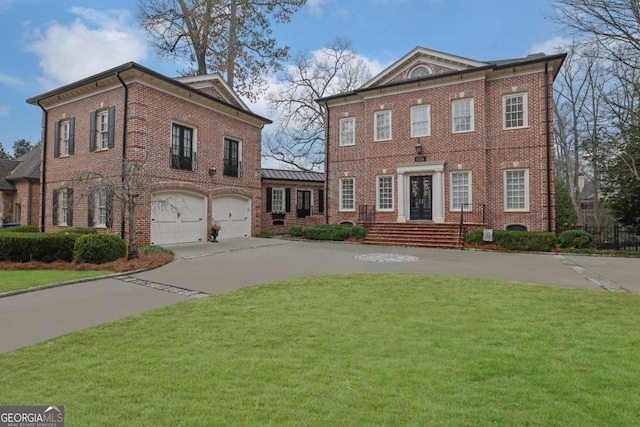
(1, 238, 639, 353)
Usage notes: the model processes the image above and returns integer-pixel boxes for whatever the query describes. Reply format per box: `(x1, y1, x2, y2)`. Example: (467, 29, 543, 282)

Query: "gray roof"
(0, 159, 20, 191)
(262, 168, 324, 182)
(8, 145, 41, 181)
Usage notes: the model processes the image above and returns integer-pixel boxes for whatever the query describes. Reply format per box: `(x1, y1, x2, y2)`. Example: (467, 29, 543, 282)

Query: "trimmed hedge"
(466, 229, 557, 252)
(0, 225, 39, 233)
(73, 234, 127, 264)
(302, 224, 365, 241)
(0, 232, 77, 262)
(288, 226, 304, 237)
(558, 229, 595, 249)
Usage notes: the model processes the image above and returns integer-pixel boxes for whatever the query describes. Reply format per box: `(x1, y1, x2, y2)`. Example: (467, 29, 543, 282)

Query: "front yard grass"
(1, 274, 639, 426)
(0, 270, 112, 293)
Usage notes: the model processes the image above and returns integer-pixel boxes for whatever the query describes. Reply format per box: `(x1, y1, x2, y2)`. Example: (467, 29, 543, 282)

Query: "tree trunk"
(127, 195, 139, 260)
(226, 0, 238, 87)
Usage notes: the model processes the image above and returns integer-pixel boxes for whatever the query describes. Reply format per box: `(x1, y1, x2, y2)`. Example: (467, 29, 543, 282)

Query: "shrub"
(0, 224, 39, 233)
(255, 232, 274, 238)
(0, 232, 77, 262)
(288, 226, 304, 237)
(73, 234, 127, 264)
(302, 224, 363, 241)
(59, 227, 98, 235)
(466, 229, 557, 252)
(558, 229, 595, 249)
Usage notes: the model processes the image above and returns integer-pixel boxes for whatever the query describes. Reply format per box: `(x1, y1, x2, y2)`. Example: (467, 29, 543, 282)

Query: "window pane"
(451, 172, 470, 210)
(506, 170, 526, 210)
(341, 178, 354, 210)
(412, 105, 430, 137)
(375, 112, 390, 140)
(340, 118, 355, 146)
(377, 176, 393, 210)
(453, 99, 472, 132)
(272, 189, 284, 212)
(505, 95, 525, 128)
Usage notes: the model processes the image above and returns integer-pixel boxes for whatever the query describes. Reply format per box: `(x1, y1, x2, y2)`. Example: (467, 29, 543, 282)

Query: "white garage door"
(151, 192, 206, 245)
(212, 195, 251, 240)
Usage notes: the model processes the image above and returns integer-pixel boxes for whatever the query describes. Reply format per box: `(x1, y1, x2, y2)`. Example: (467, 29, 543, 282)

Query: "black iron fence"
(556, 223, 640, 251)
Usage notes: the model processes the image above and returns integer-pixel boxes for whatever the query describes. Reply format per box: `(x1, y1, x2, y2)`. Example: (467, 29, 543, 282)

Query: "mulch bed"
(0, 252, 173, 273)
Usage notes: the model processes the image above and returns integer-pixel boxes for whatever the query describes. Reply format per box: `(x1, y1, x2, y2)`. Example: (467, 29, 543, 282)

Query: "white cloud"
(529, 36, 572, 55)
(0, 106, 10, 117)
(0, 73, 26, 87)
(27, 7, 148, 89)
(307, 0, 330, 16)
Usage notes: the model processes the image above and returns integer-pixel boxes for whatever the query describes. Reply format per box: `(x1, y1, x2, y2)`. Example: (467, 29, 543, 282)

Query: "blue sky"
(0, 0, 567, 155)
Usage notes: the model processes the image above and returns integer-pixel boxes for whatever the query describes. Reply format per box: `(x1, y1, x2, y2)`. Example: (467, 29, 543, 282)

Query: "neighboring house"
(27, 63, 271, 245)
(318, 47, 565, 243)
(0, 146, 41, 225)
(261, 168, 325, 233)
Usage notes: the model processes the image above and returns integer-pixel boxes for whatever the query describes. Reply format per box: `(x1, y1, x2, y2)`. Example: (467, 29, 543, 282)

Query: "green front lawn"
(0, 270, 112, 293)
(1, 274, 639, 426)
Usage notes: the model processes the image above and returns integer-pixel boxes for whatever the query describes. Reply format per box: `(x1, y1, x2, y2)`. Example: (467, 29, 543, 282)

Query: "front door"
(297, 190, 312, 218)
(409, 175, 433, 220)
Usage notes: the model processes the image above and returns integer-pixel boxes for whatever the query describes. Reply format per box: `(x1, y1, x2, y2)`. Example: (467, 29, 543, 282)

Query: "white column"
(397, 171, 407, 222)
(432, 170, 445, 223)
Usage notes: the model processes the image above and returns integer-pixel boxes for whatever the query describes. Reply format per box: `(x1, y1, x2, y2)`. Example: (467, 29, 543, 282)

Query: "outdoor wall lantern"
(209, 166, 217, 176)
(415, 139, 423, 155)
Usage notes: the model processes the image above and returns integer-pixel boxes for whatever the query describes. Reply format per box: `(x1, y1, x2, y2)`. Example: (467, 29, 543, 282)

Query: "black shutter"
(67, 189, 73, 226)
(68, 117, 75, 155)
(318, 189, 324, 213)
(266, 187, 272, 212)
(89, 111, 96, 152)
(52, 189, 59, 225)
(107, 106, 115, 148)
(54, 121, 60, 158)
(285, 188, 291, 212)
(87, 191, 94, 226)
(105, 189, 113, 228)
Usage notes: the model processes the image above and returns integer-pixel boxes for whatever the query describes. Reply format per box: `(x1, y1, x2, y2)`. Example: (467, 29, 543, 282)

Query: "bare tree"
(264, 38, 371, 170)
(70, 161, 148, 260)
(551, 0, 640, 67)
(138, 0, 306, 101)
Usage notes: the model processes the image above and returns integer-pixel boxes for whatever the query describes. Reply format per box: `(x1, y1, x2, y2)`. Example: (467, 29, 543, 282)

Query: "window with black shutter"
(318, 189, 324, 213)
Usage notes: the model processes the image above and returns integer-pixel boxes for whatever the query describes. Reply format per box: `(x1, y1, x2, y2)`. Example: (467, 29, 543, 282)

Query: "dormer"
(175, 74, 250, 112)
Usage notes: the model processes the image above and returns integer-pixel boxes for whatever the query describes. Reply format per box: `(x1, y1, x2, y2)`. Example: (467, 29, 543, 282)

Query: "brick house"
(0, 146, 41, 226)
(318, 47, 565, 245)
(261, 168, 325, 233)
(27, 62, 270, 245)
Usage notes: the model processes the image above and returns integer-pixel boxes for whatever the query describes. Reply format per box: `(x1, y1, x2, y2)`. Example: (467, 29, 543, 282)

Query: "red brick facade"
(28, 64, 269, 245)
(321, 48, 565, 232)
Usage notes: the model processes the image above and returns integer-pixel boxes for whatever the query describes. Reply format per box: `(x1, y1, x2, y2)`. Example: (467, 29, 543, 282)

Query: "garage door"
(212, 195, 251, 240)
(151, 192, 206, 245)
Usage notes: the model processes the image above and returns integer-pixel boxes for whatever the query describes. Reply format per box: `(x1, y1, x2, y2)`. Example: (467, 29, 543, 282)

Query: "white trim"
(376, 175, 395, 212)
(339, 177, 355, 212)
(410, 104, 431, 138)
(175, 73, 250, 111)
(504, 169, 530, 212)
(452, 98, 475, 133)
(59, 119, 70, 156)
(409, 64, 433, 78)
(502, 92, 529, 130)
(374, 110, 392, 142)
(96, 110, 109, 150)
(339, 117, 356, 146)
(449, 171, 472, 212)
(396, 163, 445, 223)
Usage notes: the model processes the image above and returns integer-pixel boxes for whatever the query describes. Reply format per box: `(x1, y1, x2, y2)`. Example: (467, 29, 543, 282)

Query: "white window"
(339, 117, 355, 146)
(97, 110, 109, 149)
(60, 120, 70, 156)
(503, 93, 528, 129)
(450, 171, 472, 211)
(59, 189, 69, 225)
(339, 177, 355, 211)
(374, 111, 391, 141)
(376, 176, 394, 211)
(272, 188, 285, 212)
(452, 99, 474, 133)
(504, 169, 529, 211)
(96, 188, 108, 227)
(409, 65, 432, 78)
(411, 105, 430, 137)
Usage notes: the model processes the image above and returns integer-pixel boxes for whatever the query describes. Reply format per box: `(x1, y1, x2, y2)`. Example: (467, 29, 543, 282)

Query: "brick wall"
(40, 78, 264, 245)
(326, 67, 556, 232)
(260, 179, 325, 234)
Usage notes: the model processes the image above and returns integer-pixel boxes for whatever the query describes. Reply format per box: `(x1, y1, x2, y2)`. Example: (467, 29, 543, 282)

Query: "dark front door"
(410, 175, 433, 220)
(297, 190, 312, 218)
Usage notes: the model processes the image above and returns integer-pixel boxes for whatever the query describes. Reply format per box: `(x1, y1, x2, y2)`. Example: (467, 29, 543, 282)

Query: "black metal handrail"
(458, 203, 486, 249)
(358, 205, 375, 231)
